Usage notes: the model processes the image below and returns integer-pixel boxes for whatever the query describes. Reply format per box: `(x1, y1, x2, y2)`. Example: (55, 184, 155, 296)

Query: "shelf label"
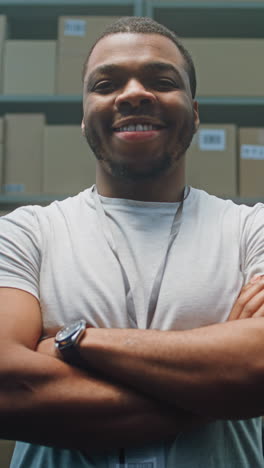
(64, 19, 86, 37)
(3, 184, 25, 193)
(241, 144, 264, 160)
(199, 129, 226, 151)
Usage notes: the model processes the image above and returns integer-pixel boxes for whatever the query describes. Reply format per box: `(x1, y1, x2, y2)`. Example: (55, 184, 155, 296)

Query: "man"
(1, 16, 264, 468)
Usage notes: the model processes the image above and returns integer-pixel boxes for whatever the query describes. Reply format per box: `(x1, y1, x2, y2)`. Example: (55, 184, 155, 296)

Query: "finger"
(228, 277, 264, 321)
(252, 303, 264, 318)
(239, 288, 264, 319)
(242, 275, 262, 292)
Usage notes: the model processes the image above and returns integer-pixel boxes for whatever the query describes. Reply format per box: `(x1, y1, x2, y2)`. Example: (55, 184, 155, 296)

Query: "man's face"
(82, 33, 199, 181)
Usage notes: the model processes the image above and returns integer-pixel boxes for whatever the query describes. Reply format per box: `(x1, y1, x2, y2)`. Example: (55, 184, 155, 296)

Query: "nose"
(115, 79, 157, 110)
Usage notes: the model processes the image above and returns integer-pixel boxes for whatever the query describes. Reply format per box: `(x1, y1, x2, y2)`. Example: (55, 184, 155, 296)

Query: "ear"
(193, 100, 200, 133)
(81, 119, 85, 136)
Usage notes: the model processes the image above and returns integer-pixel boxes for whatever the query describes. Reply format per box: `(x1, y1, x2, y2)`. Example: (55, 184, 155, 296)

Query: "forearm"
(78, 319, 264, 419)
(0, 343, 207, 450)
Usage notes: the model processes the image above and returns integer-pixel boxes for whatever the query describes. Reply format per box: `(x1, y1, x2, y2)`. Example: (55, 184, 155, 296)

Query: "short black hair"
(82, 16, 197, 98)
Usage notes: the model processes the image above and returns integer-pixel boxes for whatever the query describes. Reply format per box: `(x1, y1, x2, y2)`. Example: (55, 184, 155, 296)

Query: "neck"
(95, 161, 186, 203)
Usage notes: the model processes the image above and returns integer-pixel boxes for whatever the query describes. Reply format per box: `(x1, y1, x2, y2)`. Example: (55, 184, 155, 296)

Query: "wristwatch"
(55, 319, 87, 366)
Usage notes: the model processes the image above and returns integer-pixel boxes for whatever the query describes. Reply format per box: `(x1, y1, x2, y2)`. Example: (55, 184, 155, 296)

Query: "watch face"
(56, 320, 85, 342)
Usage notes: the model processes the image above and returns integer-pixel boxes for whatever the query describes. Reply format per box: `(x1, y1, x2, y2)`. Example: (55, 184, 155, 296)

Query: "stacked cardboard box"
(3, 116, 264, 200)
(183, 38, 264, 96)
(56, 16, 119, 94)
(0, 16, 6, 92)
(186, 124, 238, 197)
(0, 118, 3, 191)
(3, 114, 45, 194)
(0, 440, 15, 468)
(239, 128, 264, 197)
(43, 125, 96, 194)
(3, 41, 56, 95)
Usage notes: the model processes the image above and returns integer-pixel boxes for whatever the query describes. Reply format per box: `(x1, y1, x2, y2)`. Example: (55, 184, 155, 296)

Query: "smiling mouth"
(114, 124, 163, 133)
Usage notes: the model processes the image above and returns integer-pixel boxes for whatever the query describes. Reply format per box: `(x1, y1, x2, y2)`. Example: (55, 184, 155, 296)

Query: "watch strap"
(55, 319, 87, 367)
(56, 342, 86, 367)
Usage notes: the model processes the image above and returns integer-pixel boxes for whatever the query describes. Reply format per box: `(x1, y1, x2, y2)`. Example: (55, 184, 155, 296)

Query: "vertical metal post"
(145, 0, 154, 18)
(133, 0, 144, 16)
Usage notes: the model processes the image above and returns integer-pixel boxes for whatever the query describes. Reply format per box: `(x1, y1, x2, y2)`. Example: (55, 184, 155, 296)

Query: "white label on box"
(64, 19, 86, 37)
(199, 129, 226, 151)
(3, 184, 25, 193)
(241, 144, 264, 160)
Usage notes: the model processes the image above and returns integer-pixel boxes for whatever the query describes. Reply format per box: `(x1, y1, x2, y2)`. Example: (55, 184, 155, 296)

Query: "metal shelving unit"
(197, 98, 264, 128)
(0, 95, 83, 124)
(0, 0, 143, 18)
(2, 95, 264, 127)
(144, 1, 264, 127)
(145, 1, 264, 38)
(0, 0, 142, 41)
(0, 193, 262, 212)
(0, 194, 69, 210)
(1, 1, 264, 207)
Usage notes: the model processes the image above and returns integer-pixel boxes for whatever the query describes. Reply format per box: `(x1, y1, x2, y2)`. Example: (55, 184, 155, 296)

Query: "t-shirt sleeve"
(0, 206, 41, 300)
(240, 203, 264, 284)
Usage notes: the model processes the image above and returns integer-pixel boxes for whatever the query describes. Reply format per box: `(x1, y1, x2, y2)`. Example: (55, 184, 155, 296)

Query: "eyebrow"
(85, 61, 184, 91)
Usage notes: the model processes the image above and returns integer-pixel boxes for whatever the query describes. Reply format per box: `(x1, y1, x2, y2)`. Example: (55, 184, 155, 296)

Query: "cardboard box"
(0, 118, 4, 191)
(3, 114, 45, 194)
(0, 16, 7, 92)
(43, 125, 96, 194)
(0, 117, 3, 142)
(56, 16, 119, 94)
(3, 41, 56, 95)
(239, 128, 264, 197)
(186, 124, 238, 197)
(0, 144, 3, 192)
(183, 38, 264, 96)
(0, 440, 15, 468)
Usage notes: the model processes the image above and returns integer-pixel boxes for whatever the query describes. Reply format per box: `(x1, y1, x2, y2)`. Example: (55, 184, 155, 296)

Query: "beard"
(83, 113, 196, 182)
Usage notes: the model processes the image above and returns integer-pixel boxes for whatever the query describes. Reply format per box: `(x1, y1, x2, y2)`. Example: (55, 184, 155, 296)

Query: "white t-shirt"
(1, 186, 264, 467)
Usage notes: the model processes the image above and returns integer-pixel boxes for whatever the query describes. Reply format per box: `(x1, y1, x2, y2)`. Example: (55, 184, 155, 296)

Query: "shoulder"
(187, 187, 264, 243)
(188, 187, 264, 221)
(0, 187, 94, 246)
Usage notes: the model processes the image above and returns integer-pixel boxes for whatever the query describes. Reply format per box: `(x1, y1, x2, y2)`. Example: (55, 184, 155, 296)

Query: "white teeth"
(117, 124, 158, 132)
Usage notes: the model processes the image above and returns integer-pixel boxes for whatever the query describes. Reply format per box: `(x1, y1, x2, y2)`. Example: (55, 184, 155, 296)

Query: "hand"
(228, 275, 264, 321)
(36, 336, 58, 358)
(36, 323, 92, 359)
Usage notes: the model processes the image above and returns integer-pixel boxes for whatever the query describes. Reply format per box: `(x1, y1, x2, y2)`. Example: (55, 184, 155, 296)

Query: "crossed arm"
(1, 276, 264, 450)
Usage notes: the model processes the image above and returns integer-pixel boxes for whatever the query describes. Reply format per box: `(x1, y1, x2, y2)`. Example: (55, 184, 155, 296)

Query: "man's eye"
(155, 79, 179, 90)
(93, 81, 114, 93)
